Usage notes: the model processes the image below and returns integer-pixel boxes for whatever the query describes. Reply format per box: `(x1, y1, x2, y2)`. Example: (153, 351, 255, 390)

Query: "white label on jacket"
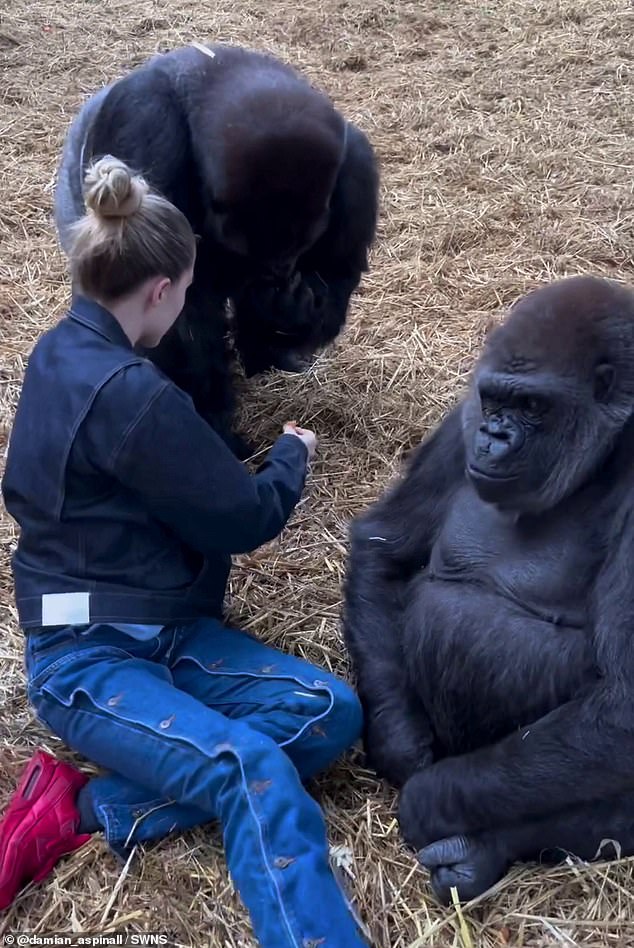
(41, 592, 90, 626)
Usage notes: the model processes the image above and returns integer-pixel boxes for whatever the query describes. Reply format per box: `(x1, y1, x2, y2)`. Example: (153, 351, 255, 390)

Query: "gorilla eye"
(519, 395, 546, 418)
(594, 363, 615, 402)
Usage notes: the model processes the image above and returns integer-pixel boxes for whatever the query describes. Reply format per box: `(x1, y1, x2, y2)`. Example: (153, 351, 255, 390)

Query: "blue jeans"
(25, 619, 367, 948)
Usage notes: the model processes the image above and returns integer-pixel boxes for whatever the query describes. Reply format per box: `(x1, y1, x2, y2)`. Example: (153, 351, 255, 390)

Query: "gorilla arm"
(302, 123, 379, 344)
(399, 494, 634, 850)
(344, 408, 465, 787)
(233, 124, 379, 376)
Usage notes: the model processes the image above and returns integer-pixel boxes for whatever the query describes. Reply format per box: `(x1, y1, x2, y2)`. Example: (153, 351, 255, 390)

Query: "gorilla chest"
(428, 483, 599, 618)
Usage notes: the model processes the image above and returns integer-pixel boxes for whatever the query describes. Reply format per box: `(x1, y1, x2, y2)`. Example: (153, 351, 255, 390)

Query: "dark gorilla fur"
(344, 275, 634, 904)
(54, 43, 379, 456)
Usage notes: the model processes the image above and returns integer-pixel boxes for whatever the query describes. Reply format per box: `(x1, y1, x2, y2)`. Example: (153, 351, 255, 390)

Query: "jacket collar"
(68, 295, 135, 351)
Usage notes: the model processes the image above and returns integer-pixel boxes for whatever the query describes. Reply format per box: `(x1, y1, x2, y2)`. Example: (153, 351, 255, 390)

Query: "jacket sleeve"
(104, 376, 309, 556)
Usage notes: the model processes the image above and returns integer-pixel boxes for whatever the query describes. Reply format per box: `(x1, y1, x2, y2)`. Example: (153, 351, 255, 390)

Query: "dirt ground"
(1, 0, 634, 945)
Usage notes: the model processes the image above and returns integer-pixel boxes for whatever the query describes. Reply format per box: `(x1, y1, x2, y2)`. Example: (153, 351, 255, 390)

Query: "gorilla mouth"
(466, 464, 517, 483)
(467, 465, 523, 508)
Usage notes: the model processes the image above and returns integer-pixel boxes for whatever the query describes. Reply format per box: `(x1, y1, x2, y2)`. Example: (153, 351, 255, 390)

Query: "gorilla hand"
(398, 761, 474, 852)
(234, 272, 328, 376)
(364, 703, 434, 789)
(400, 762, 512, 903)
(418, 833, 510, 905)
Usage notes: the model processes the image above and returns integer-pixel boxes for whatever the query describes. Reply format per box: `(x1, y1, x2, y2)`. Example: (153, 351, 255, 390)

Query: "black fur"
(344, 275, 634, 903)
(54, 44, 379, 456)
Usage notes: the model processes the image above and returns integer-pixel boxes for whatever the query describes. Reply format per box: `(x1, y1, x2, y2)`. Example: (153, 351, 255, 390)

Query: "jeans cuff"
(96, 800, 166, 862)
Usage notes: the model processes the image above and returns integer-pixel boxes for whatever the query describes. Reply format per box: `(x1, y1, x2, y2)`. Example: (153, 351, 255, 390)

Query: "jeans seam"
(171, 657, 329, 693)
(27, 646, 133, 689)
(98, 805, 121, 841)
(170, 658, 338, 754)
(235, 751, 301, 948)
(279, 685, 334, 751)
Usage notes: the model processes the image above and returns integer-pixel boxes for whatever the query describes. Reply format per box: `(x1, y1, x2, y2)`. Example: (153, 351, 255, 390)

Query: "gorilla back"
(54, 43, 378, 454)
(344, 275, 634, 903)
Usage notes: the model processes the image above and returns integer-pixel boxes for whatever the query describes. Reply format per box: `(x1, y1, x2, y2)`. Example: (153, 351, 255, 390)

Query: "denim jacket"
(2, 296, 308, 630)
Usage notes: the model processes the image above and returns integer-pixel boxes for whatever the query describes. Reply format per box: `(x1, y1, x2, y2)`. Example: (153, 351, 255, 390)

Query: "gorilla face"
(462, 367, 582, 511)
(206, 110, 344, 275)
(460, 277, 634, 514)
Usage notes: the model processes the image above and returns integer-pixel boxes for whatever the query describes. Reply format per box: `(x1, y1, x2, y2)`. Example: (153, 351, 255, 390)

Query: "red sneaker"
(0, 750, 92, 911)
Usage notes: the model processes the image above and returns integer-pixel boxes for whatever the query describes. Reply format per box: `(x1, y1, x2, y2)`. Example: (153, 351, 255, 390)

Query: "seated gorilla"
(54, 43, 378, 456)
(344, 275, 634, 904)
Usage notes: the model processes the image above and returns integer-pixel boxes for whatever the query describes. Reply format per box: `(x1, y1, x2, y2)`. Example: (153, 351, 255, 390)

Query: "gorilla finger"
(418, 835, 471, 869)
(430, 865, 485, 906)
(432, 854, 506, 905)
(430, 866, 465, 905)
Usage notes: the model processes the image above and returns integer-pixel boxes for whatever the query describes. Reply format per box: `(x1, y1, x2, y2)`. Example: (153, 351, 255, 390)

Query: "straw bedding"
(1, 0, 633, 944)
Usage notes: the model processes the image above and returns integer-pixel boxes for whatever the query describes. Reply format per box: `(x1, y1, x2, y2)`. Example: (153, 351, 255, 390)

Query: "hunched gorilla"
(54, 43, 379, 456)
(344, 275, 634, 904)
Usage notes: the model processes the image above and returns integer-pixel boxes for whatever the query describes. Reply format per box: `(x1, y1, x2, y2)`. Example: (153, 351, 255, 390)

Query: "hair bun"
(83, 156, 149, 220)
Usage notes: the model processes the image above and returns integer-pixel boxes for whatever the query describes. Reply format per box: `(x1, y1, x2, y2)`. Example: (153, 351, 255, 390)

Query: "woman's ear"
(149, 276, 172, 306)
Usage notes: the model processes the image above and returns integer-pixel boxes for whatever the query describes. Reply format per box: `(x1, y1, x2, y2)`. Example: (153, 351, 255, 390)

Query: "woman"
(0, 157, 366, 947)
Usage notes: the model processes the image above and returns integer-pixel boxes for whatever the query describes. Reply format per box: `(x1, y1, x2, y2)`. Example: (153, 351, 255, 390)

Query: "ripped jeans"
(25, 619, 367, 948)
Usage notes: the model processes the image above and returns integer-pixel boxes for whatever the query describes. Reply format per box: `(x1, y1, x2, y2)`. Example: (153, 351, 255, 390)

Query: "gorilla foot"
(418, 834, 510, 905)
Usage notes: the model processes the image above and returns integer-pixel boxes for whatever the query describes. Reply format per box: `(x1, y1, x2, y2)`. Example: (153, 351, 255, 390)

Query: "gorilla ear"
(593, 363, 615, 402)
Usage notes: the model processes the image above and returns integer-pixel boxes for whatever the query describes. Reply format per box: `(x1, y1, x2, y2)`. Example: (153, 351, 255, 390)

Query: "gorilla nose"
(476, 422, 524, 459)
(480, 417, 512, 440)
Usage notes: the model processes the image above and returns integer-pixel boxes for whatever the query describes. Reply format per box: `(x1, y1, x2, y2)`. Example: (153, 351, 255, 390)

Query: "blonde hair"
(68, 156, 196, 301)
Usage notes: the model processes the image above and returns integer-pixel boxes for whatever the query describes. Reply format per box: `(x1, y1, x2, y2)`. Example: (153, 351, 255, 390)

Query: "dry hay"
(1, 0, 634, 945)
